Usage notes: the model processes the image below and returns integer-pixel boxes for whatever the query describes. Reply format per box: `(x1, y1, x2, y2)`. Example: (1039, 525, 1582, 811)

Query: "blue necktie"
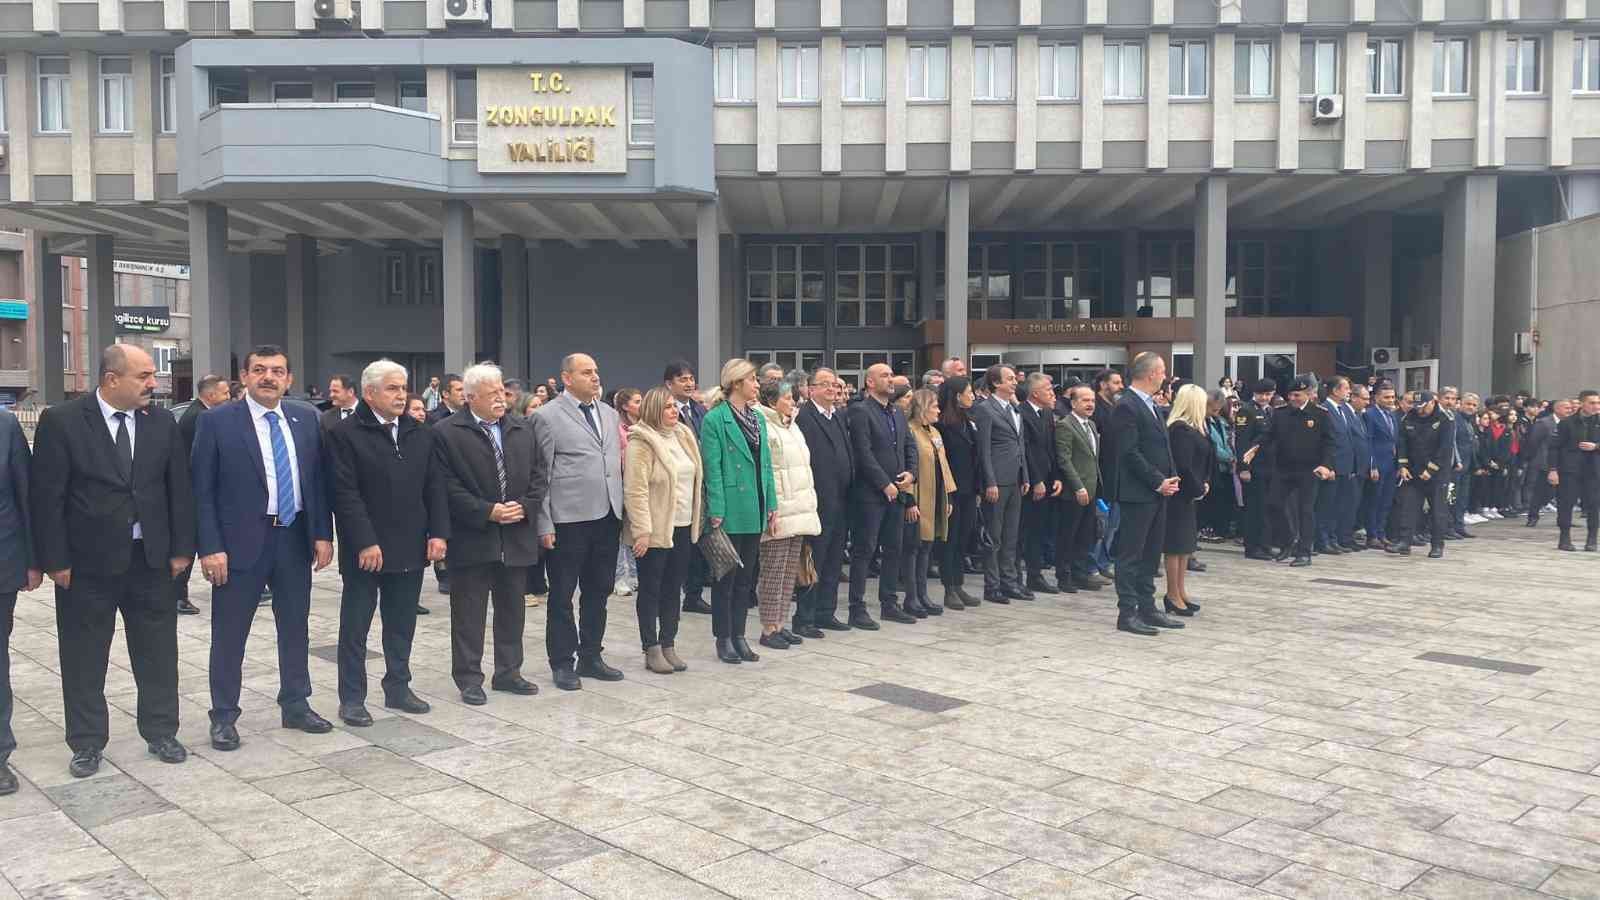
(580, 402, 601, 441)
(264, 410, 298, 525)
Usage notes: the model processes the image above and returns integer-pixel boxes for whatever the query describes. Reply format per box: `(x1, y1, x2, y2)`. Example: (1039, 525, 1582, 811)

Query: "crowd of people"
(0, 339, 1595, 795)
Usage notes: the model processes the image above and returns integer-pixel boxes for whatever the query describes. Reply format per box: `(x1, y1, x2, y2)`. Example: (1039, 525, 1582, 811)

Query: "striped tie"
(264, 410, 298, 525)
(482, 421, 507, 501)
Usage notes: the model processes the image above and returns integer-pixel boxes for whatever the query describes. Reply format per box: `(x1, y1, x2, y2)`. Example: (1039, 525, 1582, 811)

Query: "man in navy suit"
(1345, 384, 1373, 549)
(1105, 352, 1182, 636)
(1364, 383, 1400, 549)
(664, 360, 713, 616)
(192, 344, 335, 752)
(846, 363, 917, 628)
(1315, 377, 1361, 554)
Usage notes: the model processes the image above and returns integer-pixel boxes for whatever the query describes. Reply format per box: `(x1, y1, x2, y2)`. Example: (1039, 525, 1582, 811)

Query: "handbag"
(698, 525, 744, 581)
(796, 541, 817, 587)
(969, 516, 997, 555)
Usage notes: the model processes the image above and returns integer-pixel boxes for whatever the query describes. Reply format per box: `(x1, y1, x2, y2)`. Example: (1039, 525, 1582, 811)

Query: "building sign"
(1001, 320, 1134, 337)
(476, 68, 628, 175)
(114, 261, 190, 280)
(0, 300, 27, 320)
(115, 306, 172, 334)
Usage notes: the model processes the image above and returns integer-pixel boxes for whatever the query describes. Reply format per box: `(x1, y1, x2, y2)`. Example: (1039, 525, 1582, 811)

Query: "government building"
(3, 0, 1599, 398)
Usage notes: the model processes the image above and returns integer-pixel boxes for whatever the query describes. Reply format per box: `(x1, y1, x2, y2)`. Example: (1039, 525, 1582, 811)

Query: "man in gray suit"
(0, 407, 40, 795)
(533, 353, 626, 692)
(975, 364, 1032, 603)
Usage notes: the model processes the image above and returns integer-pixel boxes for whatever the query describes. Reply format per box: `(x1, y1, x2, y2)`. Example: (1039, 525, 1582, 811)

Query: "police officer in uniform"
(1552, 389, 1600, 552)
(1235, 379, 1277, 560)
(1242, 376, 1334, 567)
(1388, 390, 1454, 558)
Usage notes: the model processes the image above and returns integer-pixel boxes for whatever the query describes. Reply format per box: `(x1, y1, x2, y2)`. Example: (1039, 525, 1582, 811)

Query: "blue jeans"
(1092, 502, 1120, 572)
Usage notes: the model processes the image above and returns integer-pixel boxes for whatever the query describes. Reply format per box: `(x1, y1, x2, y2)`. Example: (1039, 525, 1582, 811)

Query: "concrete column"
(501, 235, 529, 380)
(1276, 32, 1299, 171)
(944, 179, 971, 363)
(1081, 33, 1104, 170)
(69, 51, 94, 202)
(918, 230, 938, 329)
(1212, 31, 1235, 170)
(6, 53, 32, 202)
(285, 234, 316, 386)
(1015, 35, 1038, 171)
(1440, 175, 1497, 392)
(696, 201, 721, 385)
(1342, 31, 1367, 171)
(1357, 213, 1394, 357)
(443, 201, 477, 376)
(85, 235, 117, 361)
(950, 34, 974, 173)
(689, 0, 708, 28)
(1551, 30, 1575, 168)
(557, 0, 579, 29)
(1408, 29, 1434, 170)
(1193, 177, 1227, 391)
(163, 0, 186, 29)
(189, 202, 232, 382)
(1147, 31, 1169, 170)
(29, 235, 65, 404)
(885, 36, 908, 173)
(756, 38, 778, 174)
(821, 36, 843, 174)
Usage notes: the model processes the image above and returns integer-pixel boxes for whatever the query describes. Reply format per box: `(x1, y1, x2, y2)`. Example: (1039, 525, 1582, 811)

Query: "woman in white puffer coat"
(755, 374, 822, 651)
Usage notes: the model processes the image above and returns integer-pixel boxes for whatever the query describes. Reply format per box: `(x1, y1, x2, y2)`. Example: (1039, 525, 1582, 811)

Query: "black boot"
(716, 637, 743, 664)
(1559, 528, 1578, 552)
(731, 636, 760, 662)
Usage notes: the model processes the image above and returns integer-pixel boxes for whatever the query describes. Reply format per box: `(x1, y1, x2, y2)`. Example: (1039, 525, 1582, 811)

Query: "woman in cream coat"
(756, 375, 822, 651)
(624, 386, 704, 675)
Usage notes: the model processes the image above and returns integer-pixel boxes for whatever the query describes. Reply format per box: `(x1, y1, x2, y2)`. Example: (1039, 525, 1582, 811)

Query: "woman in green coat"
(700, 358, 779, 664)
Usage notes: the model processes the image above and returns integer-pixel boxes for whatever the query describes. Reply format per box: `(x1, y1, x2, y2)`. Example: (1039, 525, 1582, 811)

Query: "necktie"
(481, 421, 507, 500)
(390, 421, 400, 451)
(112, 412, 132, 482)
(264, 410, 298, 525)
(580, 403, 601, 441)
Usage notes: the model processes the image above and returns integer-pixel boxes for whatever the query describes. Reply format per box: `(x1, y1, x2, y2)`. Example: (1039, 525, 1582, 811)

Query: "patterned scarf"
(732, 402, 761, 455)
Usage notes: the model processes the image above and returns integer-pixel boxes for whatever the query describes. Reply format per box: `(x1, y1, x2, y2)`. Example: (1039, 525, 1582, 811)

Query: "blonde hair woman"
(756, 375, 821, 650)
(905, 388, 955, 616)
(1164, 383, 1215, 616)
(623, 387, 703, 674)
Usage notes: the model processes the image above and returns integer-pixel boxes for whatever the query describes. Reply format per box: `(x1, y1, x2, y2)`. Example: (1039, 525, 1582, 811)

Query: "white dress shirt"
(96, 390, 142, 539)
(1074, 412, 1098, 456)
(246, 394, 303, 517)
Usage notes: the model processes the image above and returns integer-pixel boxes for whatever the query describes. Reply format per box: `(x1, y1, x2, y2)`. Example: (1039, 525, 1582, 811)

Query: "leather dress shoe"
(944, 589, 966, 610)
(716, 637, 743, 664)
(209, 722, 241, 751)
(1187, 558, 1207, 572)
(848, 610, 880, 630)
(880, 604, 916, 625)
(1059, 579, 1078, 594)
(958, 588, 982, 605)
(900, 597, 928, 619)
(758, 632, 791, 650)
(282, 709, 334, 734)
(575, 657, 624, 682)
(147, 736, 187, 764)
(922, 598, 944, 616)
(779, 628, 804, 644)
(818, 616, 852, 631)
(1442, 532, 1460, 541)
(1366, 537, 1388, 550)
(0, 764, 16, 796)
(1163, 597, 1196, 617)
(1140, 610, 1185, 629)
(1117, 616, 1159, 636)
(461, 685, 488, 705)
(986, 591, 1011, 605)
(1526, 515, 1540, 527)
(1026, 578, 1058, 595)
(1289, 556, 1312, 567)
(1272, 547, 1294, 562)
(1005, 587, 1036, 601)
(795, 624, 826, 639)
(1316, 543, 1343, 556)
(339, 704, 374, 727)
(1428, 547, 1444, 558)
(176, 598, 200, 615)
(1340, 543, 1364, 552)
(731, 636, 760, 662)
(1096, 566, 1115, 581)
(416, 604, 430, 615)
(1387, 544, 1411, 556)
(553, 667, 583, 690)
(68, 748, 102, 778)
(682, 597, 713, 615)
(385, 692, 431, 714)
(1455, 528, 1475, 539)
(1072, 576, 1103, 591)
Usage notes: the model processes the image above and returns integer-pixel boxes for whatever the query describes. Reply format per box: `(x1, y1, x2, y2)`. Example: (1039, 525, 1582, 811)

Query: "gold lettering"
(582, 106, 598, 126)
(529, 72, 544, 92)
(552, 139, 567, 162)
(600, 105, 615, 127)
(514, 106, 529, 126)
(549, 71, 564, 92)
(484, 106, 498, 126)
(540, 138, 552, 161)
(572, 137, 593, 162)
(571, 106, 583, 125)
(531, 106, 544, 124)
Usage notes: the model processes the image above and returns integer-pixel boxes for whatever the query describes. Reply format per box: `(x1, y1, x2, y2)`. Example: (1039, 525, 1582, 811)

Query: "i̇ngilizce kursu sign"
(477, 68, 628, 174)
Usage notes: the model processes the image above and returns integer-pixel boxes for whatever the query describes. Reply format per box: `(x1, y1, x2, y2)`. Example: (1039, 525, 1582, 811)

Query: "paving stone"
(819, 807, 1023, 881)
(352, 715, 470, 758)
(1435, 812, 1600, 870)
(601, 814, 747, 873)
(90, 809, 247, 879)
(21, 865, 163, 899)
(1401, 868, 1552, 900)
(944, 808, 1129, 876)
(1541, 866, 1600, 899)
(399, 784, 550, 840)
(973, 859, 1133, 900)
(483, 820, 611, 872)
(1313, 811, 1557, 888)
(650, 786, 821, 851)
(1254, 862, 1408, 900)
(43, 774, 174, 830)
(545, 848, 728, 900)
(860, 864, 1007, 899)
(249, 767, 361, 804)
(1218, 819, 1428, 889)
(1088, 852, 1283, 899)
(1064, 810, 1288, 885)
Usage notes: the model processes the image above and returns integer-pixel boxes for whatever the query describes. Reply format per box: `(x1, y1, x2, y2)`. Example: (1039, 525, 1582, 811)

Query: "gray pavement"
(3, 517, 1600, 899)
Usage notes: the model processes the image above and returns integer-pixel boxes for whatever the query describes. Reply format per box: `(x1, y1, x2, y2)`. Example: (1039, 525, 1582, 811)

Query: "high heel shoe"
(731, 636, 760, 662)
(716, 637, 743, 664)
(1163, 597, 1197, 617)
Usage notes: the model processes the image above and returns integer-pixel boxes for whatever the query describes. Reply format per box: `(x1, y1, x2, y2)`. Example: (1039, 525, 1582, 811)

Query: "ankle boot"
(716, 637, 743, 664)
(731, 636, 760, 662)
(661, 645, 688, 672)
(1559, 528, 1577, 552)
(943, 588, 965, 610)
(644, 646, 675, 674)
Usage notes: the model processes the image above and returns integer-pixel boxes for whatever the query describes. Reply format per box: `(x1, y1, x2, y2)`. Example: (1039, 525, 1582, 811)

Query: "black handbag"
(970, 517, 996, 555)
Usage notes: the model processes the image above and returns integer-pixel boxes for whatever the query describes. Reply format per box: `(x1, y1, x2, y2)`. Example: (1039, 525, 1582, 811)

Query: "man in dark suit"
(1089, 368, 1124, 579)
(1552, 389, 1600, 552)
(172, 374, 230, 616)
(326, 360, 451, 726)
(1347, 385, 1374, 548)
(1525, 398, 1569, 527)
(33, 344, 195, 776)
(1105, 352, 1183, 636)
(1315, 377, 1361, 554)
(433, 363, 545, 702)
(320, 373, 359, 432)
(0, 406, 39, 795)
(664, 360, 712, 616)
(1053, 383, 1101, 594)
(192, 344, 335, 752)
(1235, 379, 1276, 559)
(1364, 383, 1401, 549)
(846, 363, 917, 629)
(1244, 376, 1335, 567)
(975, 365, 1031, 603)
(427, 373, 466, 595)
(1020, 373, 1063, 593)
(796, 366, 854, 635)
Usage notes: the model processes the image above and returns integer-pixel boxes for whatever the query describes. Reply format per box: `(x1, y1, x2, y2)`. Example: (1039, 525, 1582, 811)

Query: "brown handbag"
(796, 541, 818, 587)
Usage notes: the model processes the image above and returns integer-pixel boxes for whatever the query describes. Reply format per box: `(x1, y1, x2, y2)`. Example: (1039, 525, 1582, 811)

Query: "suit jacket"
(33, 393, 195, 576)
(974, 395, 1029, 490)
(532, 392, 625, 534)
(1054, 412, 1101, 499)
(191, 398, 332, 570)
(1169, 421, 1216, 501)
(427, 403, 461, 425)
(433, 409, 546, 567)
(1321, 400, 1360, 475)
(1528, 414, 1561, 471)
(1106, 390, 1173, 505)
(326, 402, 451, 573)
(1364, 405, 1399, 472)
(1555, 414, 1600, 480)
(796, 402, 853, 524)
(700, 402, 779, 534)
(0, 410, 33, 591)
(674, 396, 709, 437)
(321, 405, 359, 434)
(178, 400, 208, 458)
(1021, 402, 1060, 488)
(937, 418, 980, 496)
(846, 396, 916, 503)
(1349, 406, 1372, 475)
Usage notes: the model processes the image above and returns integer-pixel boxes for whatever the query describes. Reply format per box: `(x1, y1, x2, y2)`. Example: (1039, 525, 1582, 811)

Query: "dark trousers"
(799, 505, 847, 625)
(1113, 499, 1165, 618)
(1369, 467, 1398, 540)
(0, 592, 13, 762)
(942, 493, 977, 590)
(1242, 472, 1269, 551)
(1450, 472, 1471, 529)
(1054, 498, 1098, 583)
(848, 496, 902, 611)
(1335, 474, 1360, 544)
(636, 526, 692, 650)
(1272, 471, 1318, 557)
(1558, 473, 1600, 532)
(1527, 467, 1554, 516)
(545, 514, 620, 669)
(337, 569, 422, 706)
(712, 531, 761, 638)
(1314, 476, 1342, 547)
(210, 522, 313, 726)
(982, 483, 1024, 595)
(434, 560, 452, 594)
(682, 548, 708, 607)
(449, 561, 527, 690)
(172, 561, 195, 608)
(1022, 492, 1056, 580)
(1395, 476, 1450, 549)
(524, 559, 546, 595)
(1200, 469, 1236, 536)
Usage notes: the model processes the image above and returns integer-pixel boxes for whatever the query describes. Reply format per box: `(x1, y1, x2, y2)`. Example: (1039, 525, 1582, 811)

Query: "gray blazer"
(975, 395, 1030, 490)
(533, 392, 625, 534)
(0, 410, 32, 591)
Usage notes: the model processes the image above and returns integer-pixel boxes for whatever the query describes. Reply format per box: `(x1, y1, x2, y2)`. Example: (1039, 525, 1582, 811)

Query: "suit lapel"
(80, 397, 125, 482)
(726, 409, 754, 464)
(561, 396, 604, 449)
(238, 402, 268, 490)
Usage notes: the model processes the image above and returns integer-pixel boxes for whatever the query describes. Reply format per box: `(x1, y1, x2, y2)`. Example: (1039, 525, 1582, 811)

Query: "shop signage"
(476, 68, 628, 175)
(1001, 320, 1134, 337)
(115, 306, 172, 334)
(114, 261, 190, 280)
(0, 300, 27, 320)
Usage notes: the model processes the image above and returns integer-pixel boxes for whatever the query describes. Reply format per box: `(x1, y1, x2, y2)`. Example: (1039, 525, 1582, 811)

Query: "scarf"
(731, 402, 761, 455)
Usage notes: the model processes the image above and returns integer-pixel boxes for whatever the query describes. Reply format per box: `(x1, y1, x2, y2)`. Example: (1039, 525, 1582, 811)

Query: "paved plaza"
(3, 518, 1600, 899)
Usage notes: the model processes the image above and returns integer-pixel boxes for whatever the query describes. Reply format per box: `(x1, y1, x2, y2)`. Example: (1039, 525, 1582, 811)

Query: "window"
(745, 350, 824, 375)
(1235, 40, 1273, 98)
(1104, 41, 1144, 100)
(746, 244, 824, 328)
(98, 56, 133, 133)
(153, 344, 175, 376)
(334, 81, 375, 103)
(833, 351, 916, 392)
(967, 243, 1013, 320)
(0, 59, 7, 133)
(62, 333, 72, 372)
(417, 254, 439, 303)
(973, 43, 1014, 101)
(779, 44, 819, 102)
(151, 277, 177, 309)
(630, 71, 654, 144)
(399, 80, 427, 112)
(159, 56, 176, 133)
(1577, 36, 1600, 91)
(1169, 40, 1208, 98)
(1433, 37, 1468, 95)
(1038, 43, 1079, 100)
(714, 45, 756, 102)
(385, 252, 407, 303)
(272, 82, 313, 102)
(1367, 38, 1404, 96)
(211, 74, 247, 106)
(451, 70, 476, 144)
(843, 44, 884, 102)
(1020, 242, 1104, 319)
(836, 243, 916, 327)
(1139, 240, 1194, 318)
(907, 43, 949, 101)
(1507, 35, 1541, 94)
(1299, 39, 1339, 96)
(37, 56, 69, 133)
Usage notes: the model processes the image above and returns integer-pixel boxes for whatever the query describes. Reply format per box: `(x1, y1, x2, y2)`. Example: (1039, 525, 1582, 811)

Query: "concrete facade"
(1495, 212, 1600, 398)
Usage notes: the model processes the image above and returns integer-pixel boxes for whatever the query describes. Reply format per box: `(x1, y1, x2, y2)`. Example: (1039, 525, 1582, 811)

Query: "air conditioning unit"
(444, 0, 489, 24)
(312, 0, 353, 20)
(1313, 94, 1344, 123)
(1370, 346, 1399, 367)
(1514, 331, 1534, 357)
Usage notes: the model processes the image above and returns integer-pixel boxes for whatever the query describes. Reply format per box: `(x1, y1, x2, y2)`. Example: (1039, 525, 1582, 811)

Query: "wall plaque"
(476, 67, 628, 174)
